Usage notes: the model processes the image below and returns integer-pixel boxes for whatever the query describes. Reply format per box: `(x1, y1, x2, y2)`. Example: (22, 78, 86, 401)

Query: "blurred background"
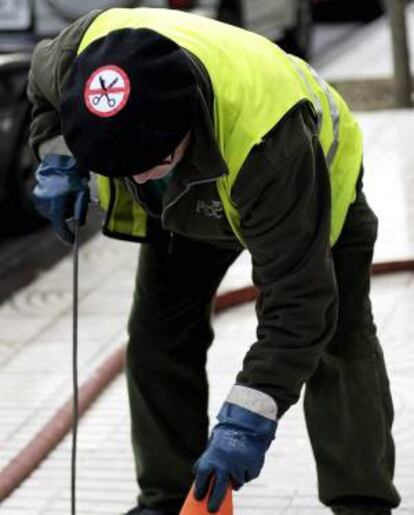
(0, 2, 413, 514)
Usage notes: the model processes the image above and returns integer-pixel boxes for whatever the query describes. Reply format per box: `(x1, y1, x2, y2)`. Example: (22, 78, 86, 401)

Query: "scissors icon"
(92, 76, 118, 107)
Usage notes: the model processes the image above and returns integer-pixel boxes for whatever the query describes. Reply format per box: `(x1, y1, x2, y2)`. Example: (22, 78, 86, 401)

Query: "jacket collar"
(163, 50, 228, 207)
(172, 90, 227, 184)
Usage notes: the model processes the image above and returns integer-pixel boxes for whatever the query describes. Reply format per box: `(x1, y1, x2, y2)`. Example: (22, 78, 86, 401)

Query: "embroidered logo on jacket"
(196, 200, 223, 220)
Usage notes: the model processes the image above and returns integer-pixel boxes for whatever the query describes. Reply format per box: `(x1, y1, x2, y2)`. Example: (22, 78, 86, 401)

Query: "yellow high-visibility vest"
(79, 8, 363, 245)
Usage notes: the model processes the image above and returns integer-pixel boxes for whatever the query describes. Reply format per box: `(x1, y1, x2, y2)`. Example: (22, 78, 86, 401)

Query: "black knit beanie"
(60, 28, 197, 177)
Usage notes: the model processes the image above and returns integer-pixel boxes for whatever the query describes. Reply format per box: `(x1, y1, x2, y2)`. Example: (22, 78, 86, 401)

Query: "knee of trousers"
(327, 326, 380, 360)
(126, 305, 214, 361)
(125, 322, 212, 379)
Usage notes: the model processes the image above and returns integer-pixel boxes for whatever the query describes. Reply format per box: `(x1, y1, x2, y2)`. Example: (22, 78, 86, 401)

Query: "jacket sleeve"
(231, 104, 338, 418)
(27, 10, 100, 160)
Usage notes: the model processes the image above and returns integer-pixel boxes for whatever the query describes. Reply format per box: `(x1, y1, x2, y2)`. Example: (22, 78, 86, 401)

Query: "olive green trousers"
(125, 191, 400, 514)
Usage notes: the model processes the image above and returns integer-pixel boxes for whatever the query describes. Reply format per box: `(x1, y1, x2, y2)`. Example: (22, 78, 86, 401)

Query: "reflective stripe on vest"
(80, 8, 362, 245)
(283, 54, 363, 244)
(289, 55, 340, 167)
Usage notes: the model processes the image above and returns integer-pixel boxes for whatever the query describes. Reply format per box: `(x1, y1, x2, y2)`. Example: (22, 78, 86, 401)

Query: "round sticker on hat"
(84, 65, 131, 118)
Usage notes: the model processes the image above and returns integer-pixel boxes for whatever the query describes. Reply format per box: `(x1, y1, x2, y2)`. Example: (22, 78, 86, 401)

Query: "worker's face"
(132, 132, 191, 184)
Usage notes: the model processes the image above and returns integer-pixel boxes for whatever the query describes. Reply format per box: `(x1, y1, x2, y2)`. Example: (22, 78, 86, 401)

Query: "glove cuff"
(42, 154, 90, 178)
(217, 385, 278, 439)
(225, 384, 278, 421)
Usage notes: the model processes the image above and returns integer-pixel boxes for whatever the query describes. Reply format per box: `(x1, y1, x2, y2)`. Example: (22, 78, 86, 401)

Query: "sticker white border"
(84, 64, 131, 118)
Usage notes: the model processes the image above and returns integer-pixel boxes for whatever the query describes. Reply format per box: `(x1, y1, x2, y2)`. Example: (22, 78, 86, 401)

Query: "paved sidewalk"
(1, 8, 414, 515)
(1, 245, 414, 514)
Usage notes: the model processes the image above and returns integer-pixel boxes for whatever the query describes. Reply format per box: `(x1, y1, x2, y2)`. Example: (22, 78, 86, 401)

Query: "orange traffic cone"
(180, 482, 233, 515)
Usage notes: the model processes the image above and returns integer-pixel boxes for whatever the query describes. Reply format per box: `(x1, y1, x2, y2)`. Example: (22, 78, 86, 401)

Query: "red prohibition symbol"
(84, 64, 131, 118)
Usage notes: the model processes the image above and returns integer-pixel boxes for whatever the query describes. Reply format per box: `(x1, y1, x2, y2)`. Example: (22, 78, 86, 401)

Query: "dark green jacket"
(27, 10, 338, 416)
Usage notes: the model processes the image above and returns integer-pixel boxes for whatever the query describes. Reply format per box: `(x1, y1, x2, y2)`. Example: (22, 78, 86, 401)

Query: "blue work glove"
(194, 386, 278, 513)
(33, 154, 90, 245)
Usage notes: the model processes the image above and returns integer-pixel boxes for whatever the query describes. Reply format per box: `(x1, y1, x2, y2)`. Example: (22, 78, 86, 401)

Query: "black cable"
(71, 222, 80, 515)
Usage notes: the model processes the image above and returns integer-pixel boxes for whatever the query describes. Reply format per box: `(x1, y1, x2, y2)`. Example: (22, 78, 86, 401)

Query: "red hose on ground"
(0, 259, 413, 501)
(372, 260, 414, 274)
